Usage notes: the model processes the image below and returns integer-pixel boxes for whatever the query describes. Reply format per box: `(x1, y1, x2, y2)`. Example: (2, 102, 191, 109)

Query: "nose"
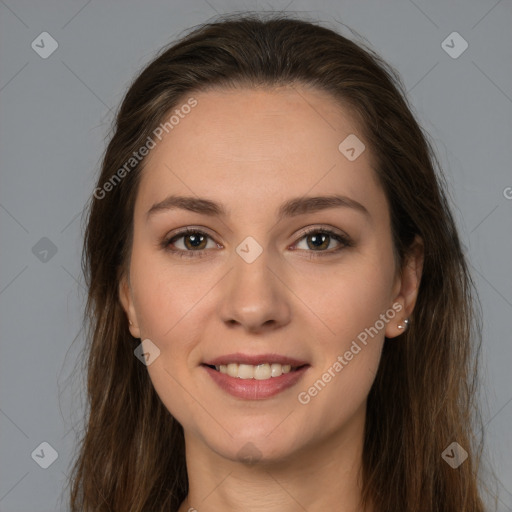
(218, 247, 292, 334)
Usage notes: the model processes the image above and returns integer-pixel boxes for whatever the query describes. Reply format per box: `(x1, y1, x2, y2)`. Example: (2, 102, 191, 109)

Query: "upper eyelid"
(167, 227, 220, 245)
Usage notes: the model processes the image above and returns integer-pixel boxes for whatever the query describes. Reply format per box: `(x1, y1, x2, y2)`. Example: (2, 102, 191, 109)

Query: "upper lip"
(203, 352, 309, 367)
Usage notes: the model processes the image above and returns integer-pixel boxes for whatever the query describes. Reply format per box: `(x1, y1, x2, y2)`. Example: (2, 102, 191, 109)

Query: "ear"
(119, 273, 141, 339)
(385, 235, 424, 339)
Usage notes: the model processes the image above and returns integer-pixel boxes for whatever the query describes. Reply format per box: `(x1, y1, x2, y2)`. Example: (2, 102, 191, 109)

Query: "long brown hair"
(67, 12, 490, 511)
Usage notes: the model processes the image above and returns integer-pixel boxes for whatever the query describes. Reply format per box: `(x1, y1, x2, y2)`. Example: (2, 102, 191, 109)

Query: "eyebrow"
(146, 194, 370, 221)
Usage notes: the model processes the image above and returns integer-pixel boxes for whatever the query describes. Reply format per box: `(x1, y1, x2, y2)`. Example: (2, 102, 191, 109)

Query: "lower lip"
(202, 365, 310, 400)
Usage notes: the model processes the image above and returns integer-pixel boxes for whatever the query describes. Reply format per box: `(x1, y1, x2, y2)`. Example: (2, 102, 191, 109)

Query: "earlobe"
(397, 318, 410, 331)
(118, 274, 141, 339)
(385, 307, 410, 339)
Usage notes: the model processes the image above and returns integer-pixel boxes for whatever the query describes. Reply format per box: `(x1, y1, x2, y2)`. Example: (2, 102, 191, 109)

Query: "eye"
(163, 228, 220, 258)
(292, 227, 352, 257)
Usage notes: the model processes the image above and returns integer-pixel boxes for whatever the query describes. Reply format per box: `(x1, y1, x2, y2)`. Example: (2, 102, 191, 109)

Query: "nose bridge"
(218, 238, 291, 331)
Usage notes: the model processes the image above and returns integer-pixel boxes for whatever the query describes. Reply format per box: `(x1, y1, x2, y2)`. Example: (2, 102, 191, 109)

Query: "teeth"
(214, 363, 294, 379)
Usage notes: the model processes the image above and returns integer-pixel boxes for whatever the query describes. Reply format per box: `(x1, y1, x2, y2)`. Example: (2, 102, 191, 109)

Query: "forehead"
(136, 85, 385, 221)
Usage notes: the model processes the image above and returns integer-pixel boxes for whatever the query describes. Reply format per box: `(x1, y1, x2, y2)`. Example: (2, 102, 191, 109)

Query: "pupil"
(309, 233, 328, 249)
(187, 234, 204, 249)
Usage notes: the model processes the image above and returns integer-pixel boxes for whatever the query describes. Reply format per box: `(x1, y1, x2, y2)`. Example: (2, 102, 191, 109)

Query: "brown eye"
(180, 232, 208, 250)
(294, 228, 351, 254)
(305, 232, 331, 250)
(164, 229, 218, 257)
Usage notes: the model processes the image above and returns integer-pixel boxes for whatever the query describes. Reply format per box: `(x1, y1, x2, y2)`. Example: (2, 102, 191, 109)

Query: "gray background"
(0, 0, 511, 510)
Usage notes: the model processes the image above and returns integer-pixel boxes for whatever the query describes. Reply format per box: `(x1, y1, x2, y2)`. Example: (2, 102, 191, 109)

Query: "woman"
(68, 13, 488, 511)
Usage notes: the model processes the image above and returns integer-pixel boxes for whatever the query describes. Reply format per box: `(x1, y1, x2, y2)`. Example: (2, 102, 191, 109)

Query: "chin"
(204, 425, 307, 466)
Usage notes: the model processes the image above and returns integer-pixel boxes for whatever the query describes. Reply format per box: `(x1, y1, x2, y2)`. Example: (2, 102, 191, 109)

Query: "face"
(120, 85, 422, 464)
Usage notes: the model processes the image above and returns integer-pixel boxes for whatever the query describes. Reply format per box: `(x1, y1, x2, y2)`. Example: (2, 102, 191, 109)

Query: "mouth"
(202, 362, 307, 380)
(201, 353, 310, 400)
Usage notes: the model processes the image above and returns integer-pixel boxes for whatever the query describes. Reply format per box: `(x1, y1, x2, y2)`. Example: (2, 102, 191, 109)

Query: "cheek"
(308, 276, 388, 389)
(132, 274, 173, 340)
(129, 250, 208, 426)
(295, 269, 389, 433)
(296, 252, 394, 410)
(129, 246, 208, 341)
(311, 255, 396, 347)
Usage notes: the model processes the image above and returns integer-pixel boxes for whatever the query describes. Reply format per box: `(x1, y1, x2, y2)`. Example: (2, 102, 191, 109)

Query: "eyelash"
(161, 226, 353, 260)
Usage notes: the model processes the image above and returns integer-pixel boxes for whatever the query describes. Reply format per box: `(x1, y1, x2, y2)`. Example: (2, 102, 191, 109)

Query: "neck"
(178, 407, 372, 512)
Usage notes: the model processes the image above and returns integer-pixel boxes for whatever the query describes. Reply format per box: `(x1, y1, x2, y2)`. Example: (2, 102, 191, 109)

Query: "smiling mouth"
(203, 362, 307, 380)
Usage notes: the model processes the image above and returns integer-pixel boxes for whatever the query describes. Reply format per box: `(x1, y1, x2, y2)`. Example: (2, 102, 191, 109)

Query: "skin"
(119, 85, 423, 512)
